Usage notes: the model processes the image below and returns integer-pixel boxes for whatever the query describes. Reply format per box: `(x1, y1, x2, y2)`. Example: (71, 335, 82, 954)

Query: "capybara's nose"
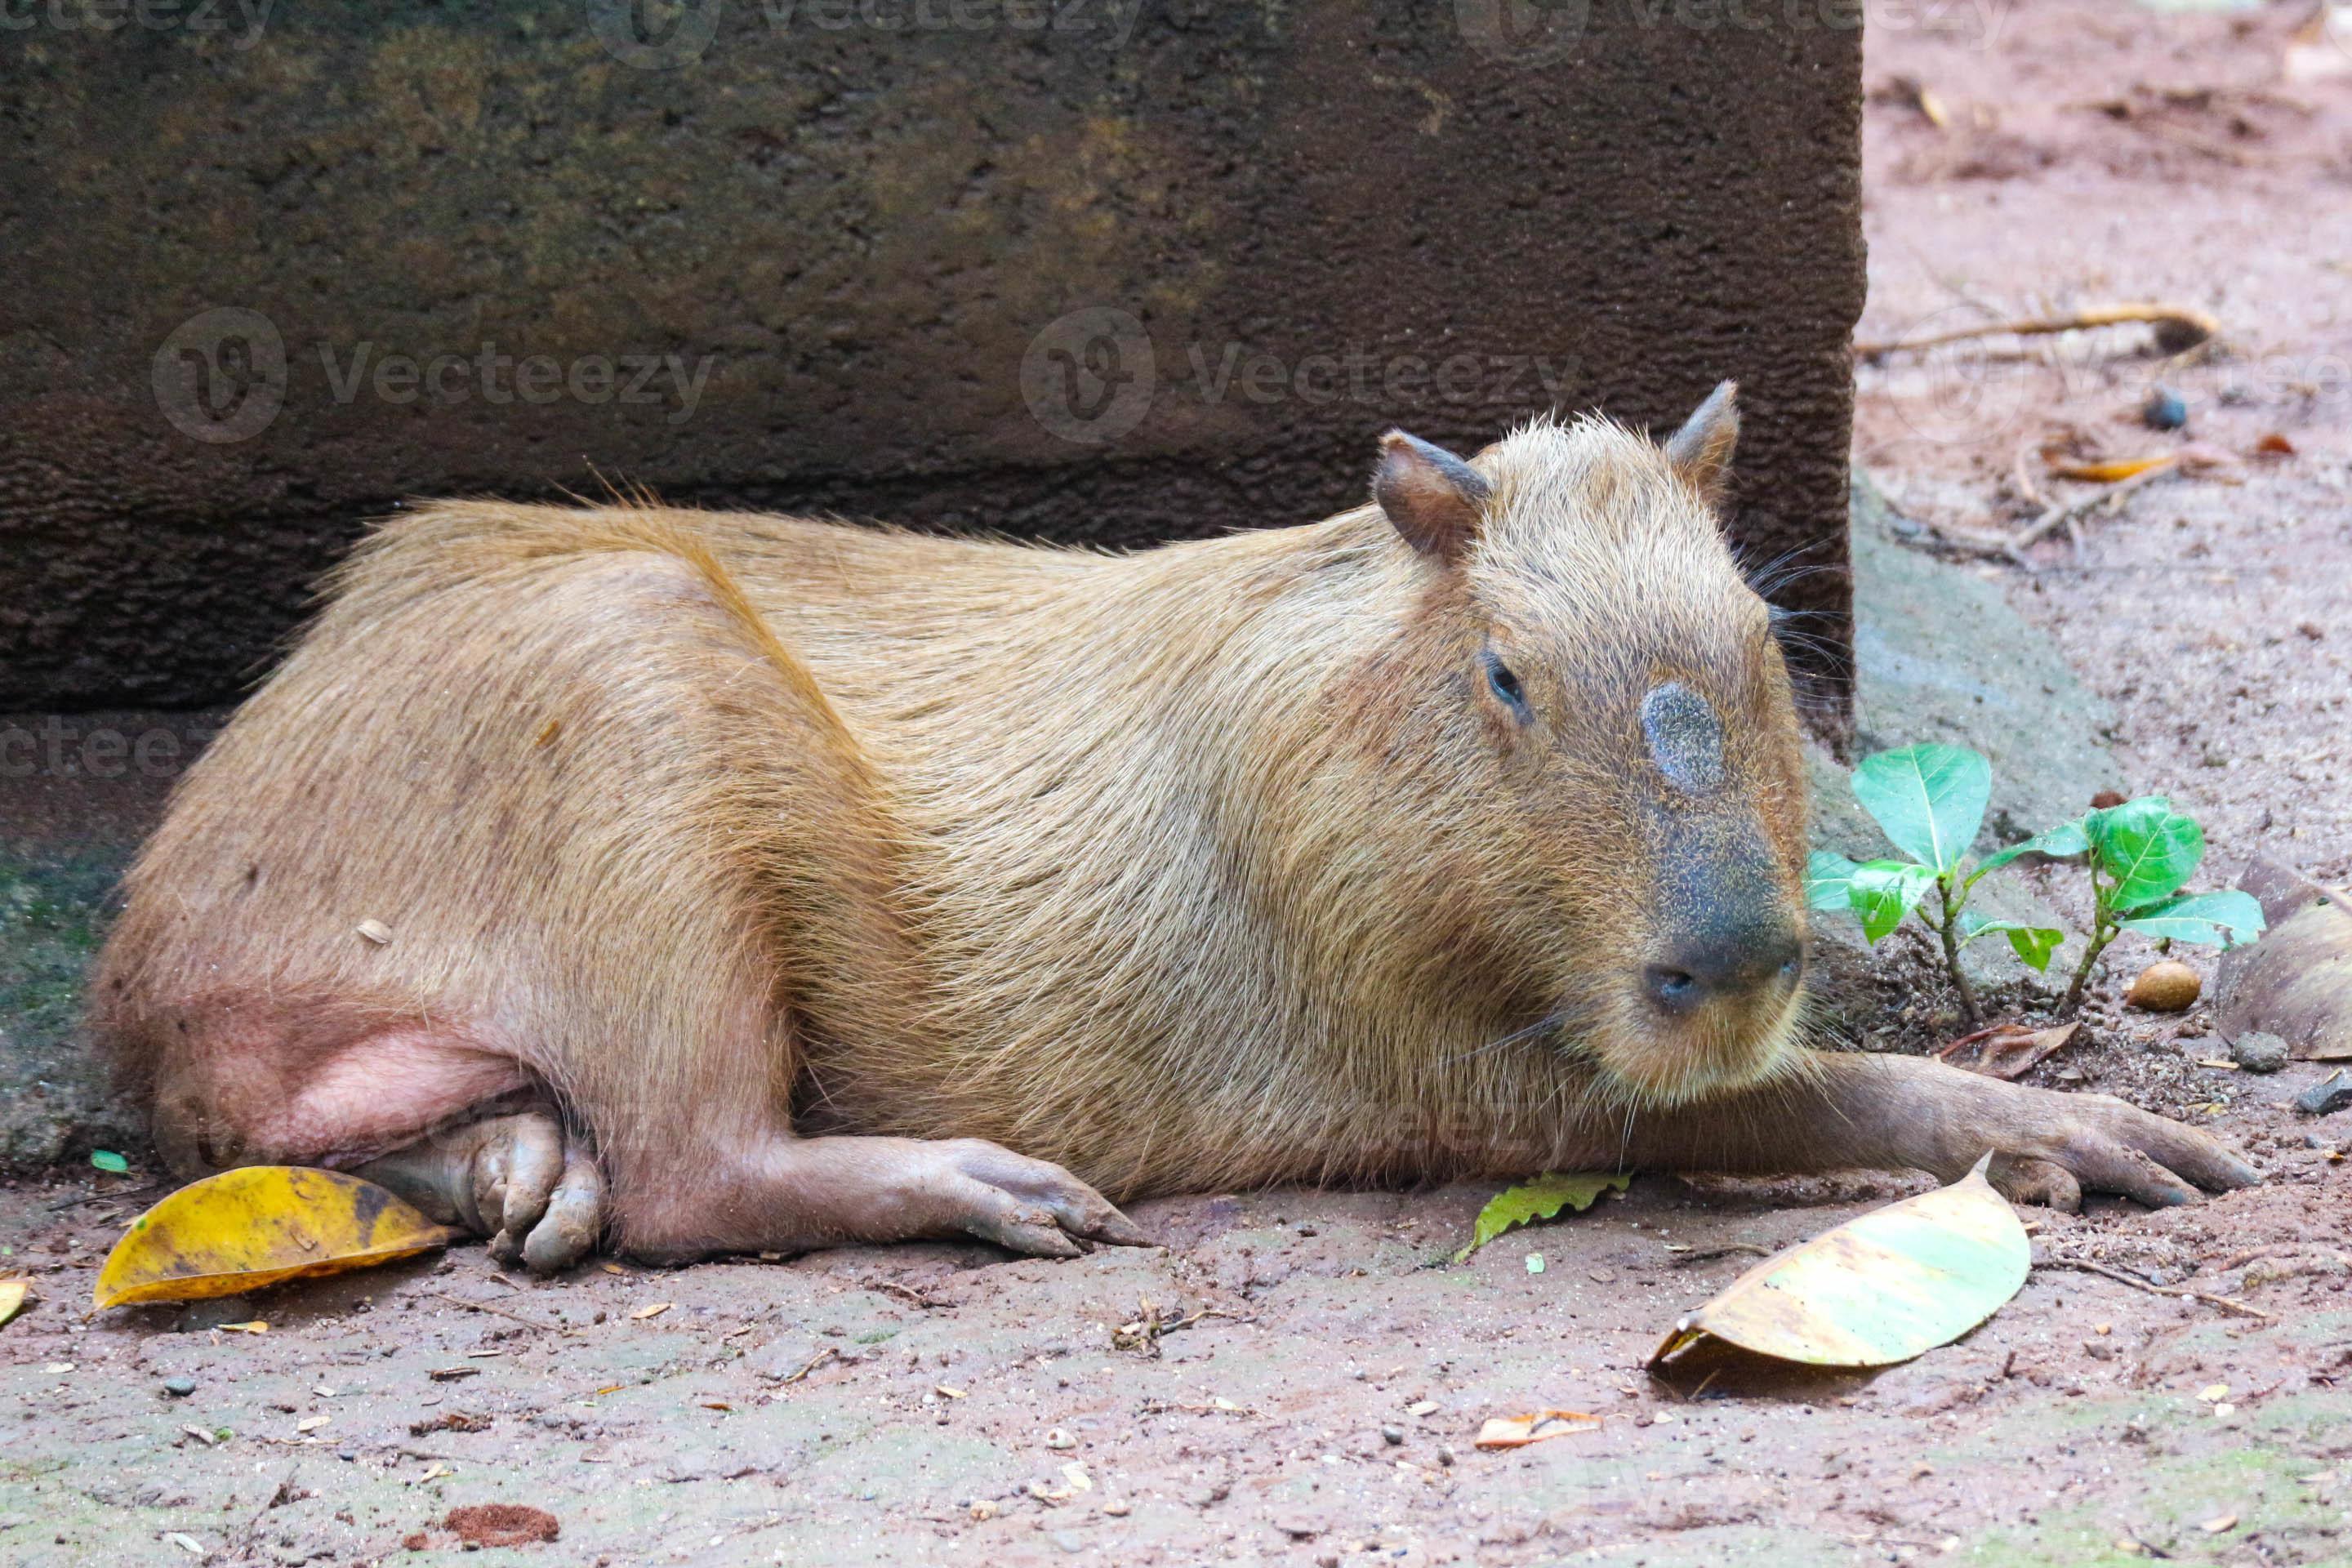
(1642, 927, 1803, 1015)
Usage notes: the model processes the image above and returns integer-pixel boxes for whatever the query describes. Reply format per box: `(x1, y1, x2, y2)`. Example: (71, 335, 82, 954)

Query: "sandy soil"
(6, 3, 2352, 1564)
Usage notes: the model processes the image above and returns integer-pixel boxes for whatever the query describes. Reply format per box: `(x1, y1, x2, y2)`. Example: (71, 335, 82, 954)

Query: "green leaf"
(90, 1150, 129, 1174)
(2087, 797, 2204, 911)
(2118, 889, 2268, 948)
(1958, 915, 2065, 972)
(1806, 850, 1862, 913)
(1851, 745, 1991, 875)
(1850, 860, 1936, 943)
(1969, 818, 2091, 884)
(1454, 1172, 1630, 1263)
(1649, 1156, 2029, 1372)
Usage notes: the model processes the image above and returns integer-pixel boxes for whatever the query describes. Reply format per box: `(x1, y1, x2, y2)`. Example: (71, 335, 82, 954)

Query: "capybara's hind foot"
(616, 1134, 1154, 1266)
(924, 1138, 1155, 1258)
(358, 1110, 606, 1273)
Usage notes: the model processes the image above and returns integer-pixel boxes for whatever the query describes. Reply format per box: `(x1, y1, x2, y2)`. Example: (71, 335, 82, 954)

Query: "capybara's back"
(93, 388, 2259, 1270)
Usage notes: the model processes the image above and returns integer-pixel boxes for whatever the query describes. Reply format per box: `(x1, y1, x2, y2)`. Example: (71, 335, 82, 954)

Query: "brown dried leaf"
(1936, 1022, 2081, 1080)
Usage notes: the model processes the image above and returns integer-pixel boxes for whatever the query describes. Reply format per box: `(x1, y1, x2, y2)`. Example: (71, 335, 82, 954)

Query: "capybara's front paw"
(360, 1110, 607, 1272)
(1965, 1088, 2259, 1212)
(924, 1138, 1154, 1258)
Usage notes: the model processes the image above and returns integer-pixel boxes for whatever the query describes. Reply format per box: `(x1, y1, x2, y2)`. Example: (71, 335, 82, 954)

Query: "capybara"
(91, 385, 2255, 1269)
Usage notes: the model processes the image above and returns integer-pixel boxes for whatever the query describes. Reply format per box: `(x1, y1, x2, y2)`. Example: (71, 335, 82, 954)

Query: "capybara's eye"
(1483, 653, 1531, 720)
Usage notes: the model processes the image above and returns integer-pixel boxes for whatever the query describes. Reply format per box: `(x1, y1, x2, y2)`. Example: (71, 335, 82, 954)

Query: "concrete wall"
(0, 0, 1864, 709)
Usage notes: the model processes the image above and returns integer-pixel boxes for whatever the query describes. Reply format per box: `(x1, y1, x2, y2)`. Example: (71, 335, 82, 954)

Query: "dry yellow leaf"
(2049, 454, 2176, 483)
(92, 1167, 462, 1309)
(0, 1279, 31, 1329)
(1473, 1410, 1602, 1450)
(630, 1301, 673, 1321)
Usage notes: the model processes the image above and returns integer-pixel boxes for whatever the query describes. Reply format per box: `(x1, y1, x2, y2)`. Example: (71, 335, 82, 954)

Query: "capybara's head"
(1373, 385, 1811, 1105)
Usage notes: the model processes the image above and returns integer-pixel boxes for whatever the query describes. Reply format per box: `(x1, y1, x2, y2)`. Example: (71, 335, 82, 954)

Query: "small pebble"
(1053, 1529, 1086, 1554)
(2230, 1031, 2289, 1075)
(1043, 1428, 1076, 1450)
(1381, 1425, 1405, 1446)
(160, 1377, 197, 1398)
(2140, 386, 2189, 431)
(2294, 1071, 2352, 1118)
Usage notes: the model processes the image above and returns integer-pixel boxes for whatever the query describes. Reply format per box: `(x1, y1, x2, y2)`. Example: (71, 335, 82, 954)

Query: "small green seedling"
(1813, 748, 2270, 1022)
(1806, 744, 2063, 1028)
(2051, 795, 2265, 1013)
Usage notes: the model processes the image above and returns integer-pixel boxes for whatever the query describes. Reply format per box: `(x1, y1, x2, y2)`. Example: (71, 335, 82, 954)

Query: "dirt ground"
(6, 3, 2352, 1564)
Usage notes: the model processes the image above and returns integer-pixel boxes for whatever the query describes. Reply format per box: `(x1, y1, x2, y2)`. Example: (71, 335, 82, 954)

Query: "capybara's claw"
(935, 1138, 1152, 1256)
(1976, 1090, 2258, 1209)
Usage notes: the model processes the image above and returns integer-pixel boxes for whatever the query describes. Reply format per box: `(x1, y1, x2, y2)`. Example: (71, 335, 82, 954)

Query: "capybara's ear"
(1664, 381, 1740, 507)
(1374, 430, 1490, 564)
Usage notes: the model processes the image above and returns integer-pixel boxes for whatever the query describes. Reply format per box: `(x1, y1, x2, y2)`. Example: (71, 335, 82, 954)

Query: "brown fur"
(91, 408, 2254, 1259)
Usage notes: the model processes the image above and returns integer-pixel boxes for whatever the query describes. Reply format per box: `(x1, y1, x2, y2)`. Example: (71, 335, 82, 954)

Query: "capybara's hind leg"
(357, 1111, 607, 1273)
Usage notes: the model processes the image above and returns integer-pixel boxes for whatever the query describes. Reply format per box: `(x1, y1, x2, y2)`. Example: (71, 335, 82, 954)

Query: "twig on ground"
(48, 1184, 163, 1213)
(2038, 1257, 2275, 1321)
(237, 1461, 302, 1552)
(2011, 439, 2046, 511)
(865, 1278, 957, 1311)
(425, 1289, 573, 1334)
(1854, 301, 2219, 359)
(1668, 1243, 1774, 1267)
(772, 1347, 837, 1385)
(2006, 462, 2181, 562)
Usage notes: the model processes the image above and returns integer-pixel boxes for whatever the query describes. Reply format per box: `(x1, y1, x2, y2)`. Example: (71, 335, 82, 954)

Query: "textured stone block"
(0, 0, 1862, 706)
